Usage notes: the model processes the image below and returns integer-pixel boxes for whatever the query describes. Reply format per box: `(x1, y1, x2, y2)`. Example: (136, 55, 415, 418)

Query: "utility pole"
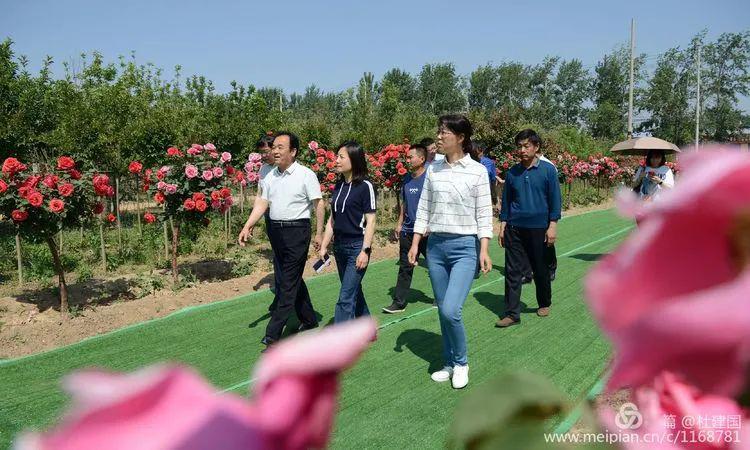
(627, 18, 636, 139)
(695, 44, 702, 149)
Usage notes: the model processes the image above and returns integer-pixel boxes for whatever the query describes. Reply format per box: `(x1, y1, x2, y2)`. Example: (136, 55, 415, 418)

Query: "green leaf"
(447, 371, 603, 450)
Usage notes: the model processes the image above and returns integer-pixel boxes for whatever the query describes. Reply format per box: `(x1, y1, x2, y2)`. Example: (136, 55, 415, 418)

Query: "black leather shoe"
(297, 323, 319, 332)
(260, 336, 276, 353)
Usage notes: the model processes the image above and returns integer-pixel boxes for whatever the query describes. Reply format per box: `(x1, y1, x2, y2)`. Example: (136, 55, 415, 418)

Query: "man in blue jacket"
(496, 129, 561, 328)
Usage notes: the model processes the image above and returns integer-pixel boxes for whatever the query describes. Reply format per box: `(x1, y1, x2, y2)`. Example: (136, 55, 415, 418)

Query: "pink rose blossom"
(248, 153, 263, 164)
(156, 181, 167, 191)
(211, 199, 222, 210)
(247, 172, 259, 183)
(187, 148, 200, 156)
(165, 184, 177, 195)
(184, 165, 199, 179)
(212, 167, 224, 178)
(599, 371, 747, 450)
(225, 197, 233, 206)
(308, 141, 319, 151)
(586, 148, 750, 397)
(221, 152, 232, 163)
(209, 152, 219, 160)
(17, 318, 377, 450)
(202, 170, 214, 181)
(204, 143, 216, 152)
(245, 161, 254, 173)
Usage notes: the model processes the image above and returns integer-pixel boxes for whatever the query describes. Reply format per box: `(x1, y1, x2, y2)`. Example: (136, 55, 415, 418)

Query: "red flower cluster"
(2, 157, 27, 178)
(369, 144, 410, 191)
(300, 141, 338, 194)
(0, 156, 104, 232)
(128, 161, 143, 174)
(93, 174, 115, 197)
(137, 144, 234, 225)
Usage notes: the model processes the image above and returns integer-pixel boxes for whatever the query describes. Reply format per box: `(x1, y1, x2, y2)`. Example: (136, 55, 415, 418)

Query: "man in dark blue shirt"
(383, 144, 429, 314)
(476, 142, 499, 211)
(496, 129, 562, 328)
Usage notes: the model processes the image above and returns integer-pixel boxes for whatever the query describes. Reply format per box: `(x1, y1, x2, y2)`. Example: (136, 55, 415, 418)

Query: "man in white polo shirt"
(238, 131, 325, 351)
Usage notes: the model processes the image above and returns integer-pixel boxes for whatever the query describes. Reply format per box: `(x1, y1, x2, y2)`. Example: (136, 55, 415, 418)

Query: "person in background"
(421, 137, 444, 163)
(409, 114, 493, 389)
(520, 147, 559, 284)
(238, 132, 325, 352)
(318, 142, 377, 323)
(255, 135, 280, 311)
(383, 143, 429, 314)
(497, 129, 561, 328)
(476, 142, 499, 212)
(632, 149, 674, 202)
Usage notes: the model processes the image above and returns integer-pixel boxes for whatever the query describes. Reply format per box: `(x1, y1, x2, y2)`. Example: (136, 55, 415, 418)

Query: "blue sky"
(2, 0, 749, 110)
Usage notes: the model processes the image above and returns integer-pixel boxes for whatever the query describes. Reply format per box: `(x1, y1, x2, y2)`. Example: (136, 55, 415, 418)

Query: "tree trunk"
(135, 179, 142, 235)
(163, 220, 170, 261)
(171, 219, 180, 285)
(240, 184, 244, 213)
(115, 176, 122, 251)
(99, 222, 107, 271)
(15, 233, 23, 286)
(47, 236, 69, 320)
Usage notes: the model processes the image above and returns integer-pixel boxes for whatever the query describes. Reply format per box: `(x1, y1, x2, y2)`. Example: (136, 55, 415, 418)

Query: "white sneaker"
(430, 366, 453, 382)
(452, 365, 469, 389)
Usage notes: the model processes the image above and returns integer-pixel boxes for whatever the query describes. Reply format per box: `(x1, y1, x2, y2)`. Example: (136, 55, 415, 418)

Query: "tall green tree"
(418, 63, 465, 115)
(702, 31, 750, 141)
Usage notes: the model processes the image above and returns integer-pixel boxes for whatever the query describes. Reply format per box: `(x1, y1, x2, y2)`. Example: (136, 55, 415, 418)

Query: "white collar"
(443, 153, 471, 167)
(277, 161, 299, 175)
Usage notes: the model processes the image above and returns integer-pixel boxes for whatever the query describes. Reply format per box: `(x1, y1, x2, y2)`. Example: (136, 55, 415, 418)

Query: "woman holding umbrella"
(610, 137, 679, 203)
(632, 149, 675, 202)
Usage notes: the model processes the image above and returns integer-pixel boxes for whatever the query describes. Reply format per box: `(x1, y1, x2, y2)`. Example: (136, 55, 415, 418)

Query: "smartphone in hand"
(312, 254, 331, 273)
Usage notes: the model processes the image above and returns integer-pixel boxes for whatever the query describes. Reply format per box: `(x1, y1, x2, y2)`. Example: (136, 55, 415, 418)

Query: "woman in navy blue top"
(318, 141, 377, 323)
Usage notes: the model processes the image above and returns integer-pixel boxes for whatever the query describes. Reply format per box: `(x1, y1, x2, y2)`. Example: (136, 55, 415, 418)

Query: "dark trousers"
(503, 226, 552, 321)
(264, 213, 281, 305)
(521, 243, 557, 277)
(393, 232, 427, 307)
(265, 220, 318, 341)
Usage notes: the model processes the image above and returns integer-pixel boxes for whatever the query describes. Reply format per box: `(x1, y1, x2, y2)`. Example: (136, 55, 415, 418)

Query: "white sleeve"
(305, 170, 322, 200)
(661, 168, 675, 189)
(413, 170, 432, 235)
(260, 178, 270, 201)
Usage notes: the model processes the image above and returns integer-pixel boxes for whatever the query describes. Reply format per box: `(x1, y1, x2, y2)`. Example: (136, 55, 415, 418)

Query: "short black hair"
(337, 141, 369, 184)
(273, 131, 300, 156)
(514, 129, 542, 149)
(419, 137, 435, 147)
(473, 141, 488, 156)
(409, 143, 428, 160)
(256, 135, 274, 149)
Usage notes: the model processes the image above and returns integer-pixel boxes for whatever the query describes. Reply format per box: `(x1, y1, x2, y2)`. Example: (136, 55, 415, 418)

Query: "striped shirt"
(413, 153, 493, 239)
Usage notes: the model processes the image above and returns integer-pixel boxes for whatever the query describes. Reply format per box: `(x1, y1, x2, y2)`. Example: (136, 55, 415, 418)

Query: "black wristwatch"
(362, 247, 372, 257)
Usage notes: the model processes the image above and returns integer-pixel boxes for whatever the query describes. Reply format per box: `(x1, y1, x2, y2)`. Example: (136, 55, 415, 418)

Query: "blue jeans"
(426, 233, 478, 367)
(333, 239, 371, 323)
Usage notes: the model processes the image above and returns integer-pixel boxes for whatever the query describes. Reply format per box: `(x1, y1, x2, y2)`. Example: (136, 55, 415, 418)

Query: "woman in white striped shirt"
(408, 115, 493, 389)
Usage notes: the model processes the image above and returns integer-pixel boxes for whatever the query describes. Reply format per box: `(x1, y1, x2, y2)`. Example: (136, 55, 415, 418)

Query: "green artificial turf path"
(0, 208, 632, 449)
